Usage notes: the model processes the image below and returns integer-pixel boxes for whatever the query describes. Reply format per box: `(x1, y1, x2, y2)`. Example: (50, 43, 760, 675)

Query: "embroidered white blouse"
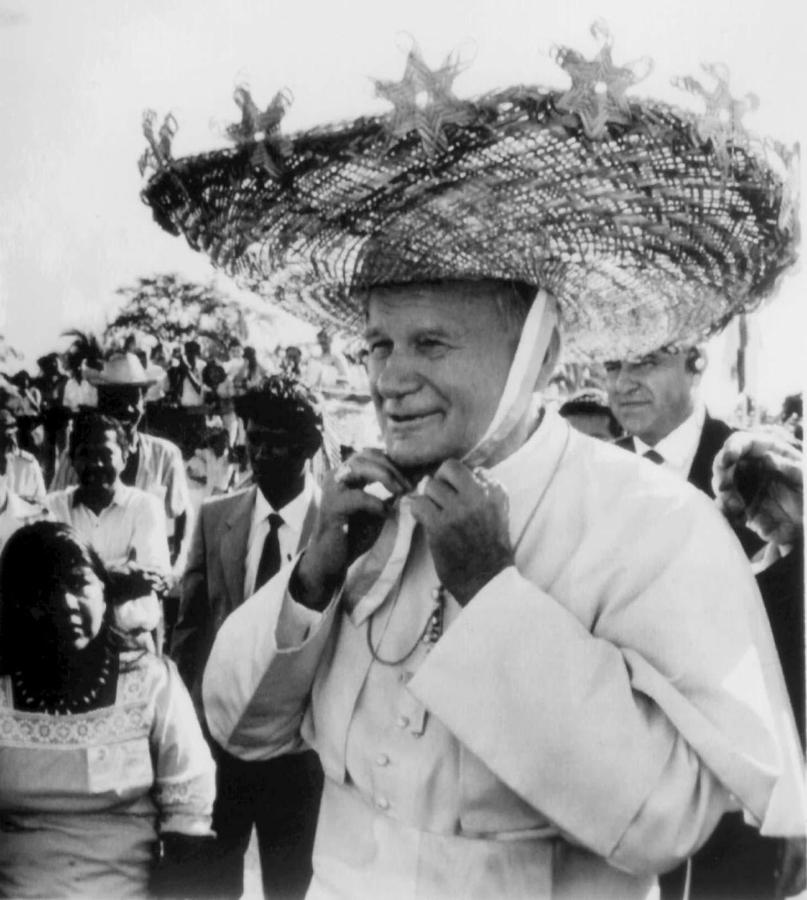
(0, 652, 214, 898)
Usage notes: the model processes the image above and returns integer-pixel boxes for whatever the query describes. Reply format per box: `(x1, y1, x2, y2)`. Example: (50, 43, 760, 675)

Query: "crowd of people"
(1, 29, 806, 900)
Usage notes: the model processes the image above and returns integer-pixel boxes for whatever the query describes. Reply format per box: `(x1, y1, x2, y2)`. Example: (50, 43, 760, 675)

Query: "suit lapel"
(687, 415, 732, 498)
(221, 486, 256, 607)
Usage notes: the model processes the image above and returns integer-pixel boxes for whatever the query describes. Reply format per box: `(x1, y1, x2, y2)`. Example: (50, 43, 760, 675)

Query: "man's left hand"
(410, 460, 514, 607)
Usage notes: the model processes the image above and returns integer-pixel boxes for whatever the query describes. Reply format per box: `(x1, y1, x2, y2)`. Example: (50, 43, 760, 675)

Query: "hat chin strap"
(463, 289, 559, 470)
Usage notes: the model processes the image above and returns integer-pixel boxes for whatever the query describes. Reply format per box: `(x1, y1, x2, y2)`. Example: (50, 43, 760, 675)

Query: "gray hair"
(359, 279, 538, 339)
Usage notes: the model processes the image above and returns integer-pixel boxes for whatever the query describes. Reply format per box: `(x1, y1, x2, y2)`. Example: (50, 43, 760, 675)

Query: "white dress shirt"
(50, 433, 190, 520)
(0, 488, 50, 552)
(46, 483, 170, 570)
(61, 377, 98, 411)
(634, 403, 706, 478)
(5, 450, 46, 502)
(243, 478, 314, 600)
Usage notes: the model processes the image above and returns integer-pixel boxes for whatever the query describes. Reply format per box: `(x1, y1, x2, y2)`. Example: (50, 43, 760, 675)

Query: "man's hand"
(294, 450, 412, 610)
(410, 460, 514, 607)
(712, 430, 803, 547)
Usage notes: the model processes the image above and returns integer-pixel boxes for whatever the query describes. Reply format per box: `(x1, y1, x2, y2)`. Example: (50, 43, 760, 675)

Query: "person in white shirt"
(51, 353, 191, 568)
(172, 375, 323, 900)
(46, 411, 171, 651)
(605, 346, 714, 476)
(0, 409, 46, 502)
(0, 470, 50, 552)
(186, 423, 238, 513)
(46, 412, 169, 572)
(62, 368, 99, 411)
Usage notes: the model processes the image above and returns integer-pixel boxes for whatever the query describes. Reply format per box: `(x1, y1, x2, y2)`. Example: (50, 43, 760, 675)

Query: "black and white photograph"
(0, 1, 804, 898)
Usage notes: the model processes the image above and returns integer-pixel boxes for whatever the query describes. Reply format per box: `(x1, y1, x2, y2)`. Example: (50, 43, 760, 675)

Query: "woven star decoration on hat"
(552, 20, 652, 139)
(140, 26, 799, 362)
(225, 86, 294, 178)
(138, 110, 178, 177)
(373, 47, 476, 158)
(673, 62, 759, 171)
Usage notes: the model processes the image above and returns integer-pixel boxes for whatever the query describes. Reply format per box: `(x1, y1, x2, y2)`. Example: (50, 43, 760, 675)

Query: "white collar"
(252, 475, 313, 535)
(634, 404, 705, 476)
(71, 481, 132, 510)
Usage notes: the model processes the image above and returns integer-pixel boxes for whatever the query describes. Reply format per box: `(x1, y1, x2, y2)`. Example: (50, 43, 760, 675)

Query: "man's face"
(605, 352, 698, 446)
(365, 283, 519, 470)
(97, 387, 144, 437)
(72, 429, 126, 493)
(246, 420, 315, 498)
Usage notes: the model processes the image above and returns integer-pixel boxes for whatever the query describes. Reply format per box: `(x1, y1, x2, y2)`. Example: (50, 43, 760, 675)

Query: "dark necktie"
(255, 513, 283, 591)
(643, 449, 665, 465)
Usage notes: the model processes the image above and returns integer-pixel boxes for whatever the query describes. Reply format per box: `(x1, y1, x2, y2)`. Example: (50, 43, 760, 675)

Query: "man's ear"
(686, 346, 707, 376)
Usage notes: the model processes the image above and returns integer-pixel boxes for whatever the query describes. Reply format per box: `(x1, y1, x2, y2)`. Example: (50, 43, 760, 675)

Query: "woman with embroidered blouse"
(0, 521, 216, 898)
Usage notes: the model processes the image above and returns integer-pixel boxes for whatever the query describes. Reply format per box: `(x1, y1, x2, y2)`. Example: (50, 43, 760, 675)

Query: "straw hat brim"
(142, 87, 798, 361)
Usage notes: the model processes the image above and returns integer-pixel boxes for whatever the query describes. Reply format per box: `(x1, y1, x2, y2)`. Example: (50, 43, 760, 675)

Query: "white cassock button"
(396, 715, 409, 729)
(376, 753, 390, 766)
(375, 796, 390, 810)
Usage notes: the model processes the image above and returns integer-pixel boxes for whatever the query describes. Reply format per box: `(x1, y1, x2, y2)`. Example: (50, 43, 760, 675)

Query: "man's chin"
(385, 444, 447, 479)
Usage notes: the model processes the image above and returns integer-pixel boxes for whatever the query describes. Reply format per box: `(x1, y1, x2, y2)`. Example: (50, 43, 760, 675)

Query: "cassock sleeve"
(202, 555, 339, 760)
(408, 496, 805, 874)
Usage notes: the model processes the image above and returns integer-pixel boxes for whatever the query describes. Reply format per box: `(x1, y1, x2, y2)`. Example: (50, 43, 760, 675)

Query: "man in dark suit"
(607, 348, 800, 898)
(606, 345, 719, 485)
(172, 375, 324, 900)
(606, 345, 760, 556)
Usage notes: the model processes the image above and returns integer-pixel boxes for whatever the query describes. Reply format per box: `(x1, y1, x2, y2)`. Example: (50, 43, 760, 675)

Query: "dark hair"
(68, 411, 128, 459)
(0, 522, 108, 673)
(559, 392, 623, 439)
(235, 375, 322, 442)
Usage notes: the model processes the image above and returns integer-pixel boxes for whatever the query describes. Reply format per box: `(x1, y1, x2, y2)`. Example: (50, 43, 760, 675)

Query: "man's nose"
(613, 366, 638, 394)
(373, 352, 419, 399)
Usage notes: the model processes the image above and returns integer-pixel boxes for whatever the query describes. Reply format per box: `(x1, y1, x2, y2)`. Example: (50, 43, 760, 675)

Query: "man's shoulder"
(199, 486, 255, 522)
(116, 483, 164, 514)
(139, 431, 183, 461)
(13, 449, 39, 466)
(563, 426, 711, 516)
(44, 486, 77, 514)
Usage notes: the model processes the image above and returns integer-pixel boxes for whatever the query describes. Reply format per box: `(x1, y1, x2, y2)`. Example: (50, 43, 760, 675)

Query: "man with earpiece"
(605, 346, 730, 493)
(606, 346, 760, 553)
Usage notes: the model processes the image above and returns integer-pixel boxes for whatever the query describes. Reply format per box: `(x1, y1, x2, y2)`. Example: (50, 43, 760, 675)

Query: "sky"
(0, 0, 804, 410)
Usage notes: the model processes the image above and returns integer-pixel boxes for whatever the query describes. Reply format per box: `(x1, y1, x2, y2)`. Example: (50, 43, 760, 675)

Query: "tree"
(104, 274, 253, 356)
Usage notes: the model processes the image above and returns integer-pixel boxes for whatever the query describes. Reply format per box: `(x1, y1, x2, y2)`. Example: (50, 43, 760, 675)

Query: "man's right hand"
(294, 450, 412, 610)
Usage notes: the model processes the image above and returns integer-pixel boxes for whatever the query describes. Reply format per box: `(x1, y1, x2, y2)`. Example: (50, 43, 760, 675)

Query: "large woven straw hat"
(141, 27, 798, 361)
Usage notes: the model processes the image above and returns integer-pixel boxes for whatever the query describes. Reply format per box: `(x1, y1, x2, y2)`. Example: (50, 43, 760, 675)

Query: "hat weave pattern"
(142, 65, 797, 361)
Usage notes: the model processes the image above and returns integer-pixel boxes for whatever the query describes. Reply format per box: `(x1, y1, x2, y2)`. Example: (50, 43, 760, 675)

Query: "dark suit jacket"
(617, 414, 761, 557)
(616, 413, 731, 496)
(172, 484, 319, 712)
